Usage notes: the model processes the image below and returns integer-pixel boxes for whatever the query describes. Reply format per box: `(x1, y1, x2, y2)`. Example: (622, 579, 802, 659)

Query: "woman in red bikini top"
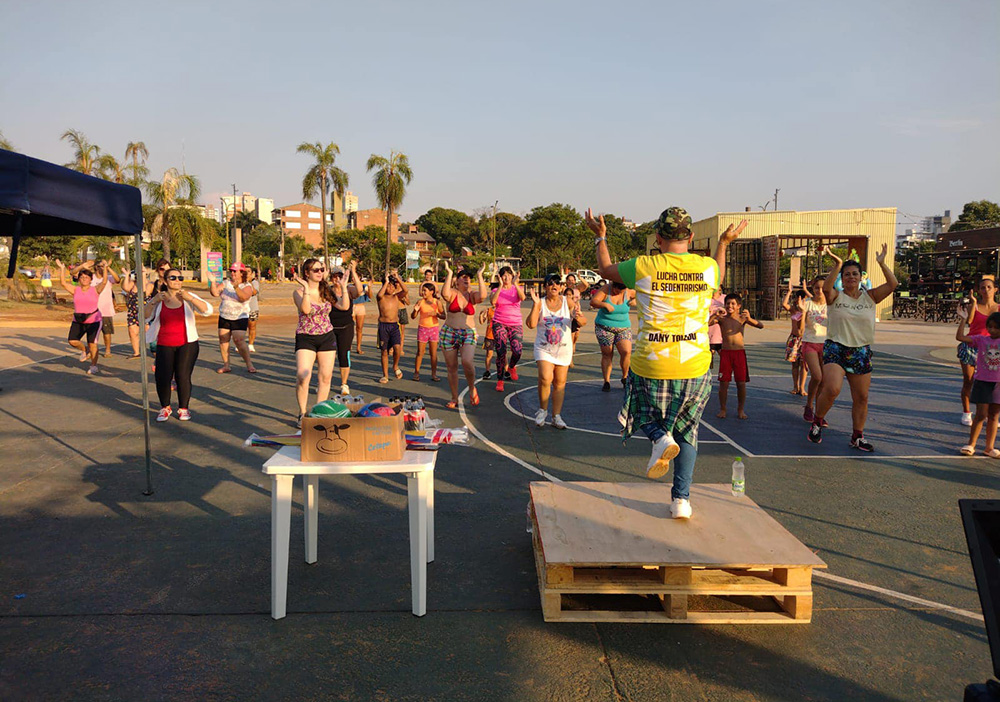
(440, 260, 488, 408)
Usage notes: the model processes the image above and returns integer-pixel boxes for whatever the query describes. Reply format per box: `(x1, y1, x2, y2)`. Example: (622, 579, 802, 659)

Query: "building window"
(308, 211, 321, 219)
(285, 210, 300, 218)
(287, 222, 301, 229)
(308, 223, 321, 230)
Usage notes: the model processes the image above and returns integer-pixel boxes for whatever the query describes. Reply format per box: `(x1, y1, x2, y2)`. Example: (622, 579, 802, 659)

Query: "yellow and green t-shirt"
(618, 252, 719, 380)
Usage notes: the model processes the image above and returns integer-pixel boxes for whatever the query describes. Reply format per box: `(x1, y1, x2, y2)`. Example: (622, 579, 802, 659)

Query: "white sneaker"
(87, 365, 99, 375)
(552, 414, 567, 430)
(962, 412, 974, 426)
(156, 407, 172, 422)
(248, 343, 256, 353)
(534, 409, 547, 427)
(176, 409, 192, 421)
(646, 434, 680, 479)
(670, 498, 692, 519)
(340, 384, 350, 395)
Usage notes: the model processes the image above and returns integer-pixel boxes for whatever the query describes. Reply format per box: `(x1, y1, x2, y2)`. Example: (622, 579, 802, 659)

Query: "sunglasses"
(167, 275, 184, 281)
(310, 267, 326, 273)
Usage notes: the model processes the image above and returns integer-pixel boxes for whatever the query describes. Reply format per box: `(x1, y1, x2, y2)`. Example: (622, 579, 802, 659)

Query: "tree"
(0, 131, 14, 151)
(145, 168, 201, 261)
(97, 154, 126, 184)
(516, 203, 588, 275)
(233, 210, 264, 236)
(124, 141, 149, 188)
(61, 129, 100, 176)
(950, 200, 1000, 232)
(416, 207, 475, 253)
(297, 141, 349, 267)
(367, 150, 413, 274)
(284, 235, 315, 273)
(243, 223, 281, 259)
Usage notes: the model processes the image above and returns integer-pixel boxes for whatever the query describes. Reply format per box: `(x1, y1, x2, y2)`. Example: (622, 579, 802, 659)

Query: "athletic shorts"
(784, 334, 802, 362)
(295, 331, 336, 353)
(69, 320, 102, 344)
(378, 321, 402, 350)
(483, 338, 495, 351)
(958, 342, 977, 367)
(710, 343, 723, 353)
(801, 341, 825, 357)
(823, 339, 872, 375)
(718, 349, 750, 383)
(249, 311, 259, 322)
(595, 323, 632, 348)
(218, 317, 249, 332)
(970, 379, 1000, 405)
(441, 324, 477, 350)
(398, 308, 409, 325)
(417, 325, 440, 344)
(101, 317, 115, 336)
(571, 319, 581, 334)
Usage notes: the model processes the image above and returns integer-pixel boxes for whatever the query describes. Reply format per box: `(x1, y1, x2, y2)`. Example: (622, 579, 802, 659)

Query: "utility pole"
(774, 188, 780, 211)
(231, 184, 240, 266)
(492, 200, 499, 269)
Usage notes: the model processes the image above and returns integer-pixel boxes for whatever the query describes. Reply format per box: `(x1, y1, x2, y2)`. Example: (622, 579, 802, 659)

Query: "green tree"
(244, 223, 281, 259)
(516, 203, 588, 275)
(145, 168, 202, 261)
(284, 235, 315, 273)
(124, 141, 149, 188)
(634, 221, 657, 255)
(367, 150, 413, 274)
(415, 207, 475, 253)
(0, 131, 14, 151)
(950, 200, 1000, 232)
(97, 153, 126, 184)
(61, 128, 101, 175)
(233, 210, 264, 236)
(16, 236, 75, 264)
(297, 141, 349, 267)
(156, 207, 215, 270)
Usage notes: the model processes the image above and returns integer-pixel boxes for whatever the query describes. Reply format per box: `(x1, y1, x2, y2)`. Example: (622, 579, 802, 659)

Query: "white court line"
(461, 390, 985, 625)
(699, 420, 755, 457)
(813, 571, 984, 623)
(0, 353, 65, 373)
(879, 350, 958, 369)
(751, 454, 982, 460)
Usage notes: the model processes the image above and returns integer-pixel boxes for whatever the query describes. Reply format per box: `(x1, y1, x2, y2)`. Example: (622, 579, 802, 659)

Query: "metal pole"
(135, 230, 153, 496)
(492, 199, 498, 268)
(232, 184, 237, 265)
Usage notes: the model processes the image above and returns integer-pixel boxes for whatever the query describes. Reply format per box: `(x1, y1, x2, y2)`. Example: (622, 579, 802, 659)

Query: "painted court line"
(463, 392, 984, 625)
(0, 353, 65, 373)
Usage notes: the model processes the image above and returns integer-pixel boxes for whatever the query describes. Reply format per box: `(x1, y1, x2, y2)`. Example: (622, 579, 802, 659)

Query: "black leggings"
(332, 324, 354, 368)
(155, 341, 200, 408)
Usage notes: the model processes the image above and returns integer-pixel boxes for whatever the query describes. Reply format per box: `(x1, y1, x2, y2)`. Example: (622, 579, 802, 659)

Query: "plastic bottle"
(731, 457, 746, 497)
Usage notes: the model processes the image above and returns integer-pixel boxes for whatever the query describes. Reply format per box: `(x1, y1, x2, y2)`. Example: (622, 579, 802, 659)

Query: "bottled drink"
(731, 457, 745, 497)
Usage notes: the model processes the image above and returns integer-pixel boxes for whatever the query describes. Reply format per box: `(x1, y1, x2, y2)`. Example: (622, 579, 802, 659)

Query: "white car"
(575, 269, 601, 286)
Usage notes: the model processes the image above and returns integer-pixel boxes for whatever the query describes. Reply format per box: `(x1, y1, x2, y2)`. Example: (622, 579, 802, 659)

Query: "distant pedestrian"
(957, 276, 998, 426)
(39, 262, 56, 304)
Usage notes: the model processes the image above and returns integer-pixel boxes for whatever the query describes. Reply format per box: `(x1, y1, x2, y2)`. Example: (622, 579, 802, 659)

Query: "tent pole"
(135, 231, 154, 496)
(7, 213, 22, 278)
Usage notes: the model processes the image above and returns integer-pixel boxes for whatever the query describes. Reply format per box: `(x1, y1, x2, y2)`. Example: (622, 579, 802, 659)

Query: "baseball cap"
(229, 262, 248, 271)
(330, 266, 345, 276)
(654, 207, 692, 240)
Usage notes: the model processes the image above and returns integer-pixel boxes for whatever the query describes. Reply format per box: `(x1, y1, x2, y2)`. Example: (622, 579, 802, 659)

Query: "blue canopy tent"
(0, 148, 156, 493)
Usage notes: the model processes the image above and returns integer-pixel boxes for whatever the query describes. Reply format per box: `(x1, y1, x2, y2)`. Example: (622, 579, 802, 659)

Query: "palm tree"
(366, 150, 413, 274)
(61, 129, 100, 175)
(97, 154, 127, 184)
(296, 141, 349, 266)
(145, 168, 201, 261)
(432, 242, 449, 277)
(124, 141, 149, 188)
(0, 131, 13, 151)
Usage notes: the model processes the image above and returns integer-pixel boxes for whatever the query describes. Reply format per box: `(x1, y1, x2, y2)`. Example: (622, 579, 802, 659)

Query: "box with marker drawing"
(299, 399, 405, 463)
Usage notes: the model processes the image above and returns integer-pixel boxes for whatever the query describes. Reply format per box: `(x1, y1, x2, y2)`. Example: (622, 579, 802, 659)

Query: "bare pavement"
(0, 285, 995, 701)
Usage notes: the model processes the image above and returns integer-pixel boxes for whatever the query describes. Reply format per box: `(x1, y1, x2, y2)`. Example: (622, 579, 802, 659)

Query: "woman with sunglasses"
(145, 269, 213, 421)
(527, 273, 586, 429)
(209, 263, 257, 374)
(55, 259, 110, 375)
(440, 260, 487, 408)
(292, 259, 350, 424)
(327, 260, 363, 395)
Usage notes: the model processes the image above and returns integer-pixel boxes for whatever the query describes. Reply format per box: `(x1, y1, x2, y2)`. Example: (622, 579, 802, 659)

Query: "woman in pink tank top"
(958, 276, 999, 426)
(55, 259, 109, 375)
(488, 266, 526, 392)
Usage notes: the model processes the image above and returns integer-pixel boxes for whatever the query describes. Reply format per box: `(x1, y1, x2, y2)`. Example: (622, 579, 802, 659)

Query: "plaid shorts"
(958, 342, 977, 367)
(440, 324, 477, 350)
(618, 370, 713, 448)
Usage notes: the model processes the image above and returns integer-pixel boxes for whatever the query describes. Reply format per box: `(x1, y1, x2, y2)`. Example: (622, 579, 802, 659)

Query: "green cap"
(654, 207, 692, 240)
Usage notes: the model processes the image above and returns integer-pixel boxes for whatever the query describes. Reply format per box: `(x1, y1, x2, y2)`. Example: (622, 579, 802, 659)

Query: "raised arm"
(590, 284, 614, 312)
(868, 244, 898, 305)
(822, 247, 842, 304)
(585, 208, 624, 284)
(54, 260, 76, 295)
(474, 265, 487, 303)
(781, 281, 793, 312)
(233, 281, 255, 302)
(376, 271, 390, 300)
(714, 220, 748, 288)
(957, 314, 974, 344)
(179, 289, 211, 316)
(513, 270, 526, 301)
(525, 287, 542, 329)
(441, 261, 454, 302)
(332, 277, 350, 311)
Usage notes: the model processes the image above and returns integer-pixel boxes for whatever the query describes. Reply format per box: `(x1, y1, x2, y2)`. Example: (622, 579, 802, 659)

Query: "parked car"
(575, 269, 601, 286)
(18, 267, 36, 279)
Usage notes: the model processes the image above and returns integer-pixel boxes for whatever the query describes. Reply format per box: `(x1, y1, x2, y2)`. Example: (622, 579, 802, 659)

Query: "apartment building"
(221, 192, 275, 225)
(349, 208, 399, 241)
(273, 202, 337, 249)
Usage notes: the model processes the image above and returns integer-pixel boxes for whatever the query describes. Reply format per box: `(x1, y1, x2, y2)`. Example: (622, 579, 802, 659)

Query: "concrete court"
(0, 289, 996, 701)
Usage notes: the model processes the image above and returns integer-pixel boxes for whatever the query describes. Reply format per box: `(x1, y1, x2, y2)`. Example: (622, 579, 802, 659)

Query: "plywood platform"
(529, 482, 827, 624)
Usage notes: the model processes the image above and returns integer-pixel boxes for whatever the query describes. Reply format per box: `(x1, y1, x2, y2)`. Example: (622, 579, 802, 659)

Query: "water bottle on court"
(731, 457, 745, 497)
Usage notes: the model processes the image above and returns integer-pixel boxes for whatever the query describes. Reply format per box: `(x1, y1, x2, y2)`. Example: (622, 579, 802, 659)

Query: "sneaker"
(602, 381, 611, 392)
(504, 371, 512, 381)
(495, 380, 505, 392)
(803, 406, 814, 422)
(808, 424, 823, 444)
(850, 435, 874, 452)
(819, 417, 829, 428)
(962, 412, 974, 426)
(177, 409, 192, 421)
(248, 343, 256, 353)
(482, 370, 492, 380)
(553, 414, 567, 430)
(670, 498, 692, 519)
(79, 350, 90, 362)
(340, 383, 350, 395)
(87, 365, 99, 375)
(646, 435, 680, 479)
(509, 366, 519, 381)
(156, 407, 172, 422)
(534, 409, 547, 427)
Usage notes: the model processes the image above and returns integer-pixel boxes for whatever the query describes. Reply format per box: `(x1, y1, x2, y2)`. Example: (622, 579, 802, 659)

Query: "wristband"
(594, 237, 606, 245)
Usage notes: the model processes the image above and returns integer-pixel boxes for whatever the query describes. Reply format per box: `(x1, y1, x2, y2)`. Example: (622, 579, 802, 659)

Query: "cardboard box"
(299, 401, 405, 463)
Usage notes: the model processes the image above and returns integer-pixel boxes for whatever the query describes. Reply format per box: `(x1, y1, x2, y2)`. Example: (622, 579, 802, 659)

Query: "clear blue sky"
(3, 0, 997, 231)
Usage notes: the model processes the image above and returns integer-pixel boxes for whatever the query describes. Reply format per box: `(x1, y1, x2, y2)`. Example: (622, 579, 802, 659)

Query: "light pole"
(231, 184, 239, 266)
(491, 199, 498, 269)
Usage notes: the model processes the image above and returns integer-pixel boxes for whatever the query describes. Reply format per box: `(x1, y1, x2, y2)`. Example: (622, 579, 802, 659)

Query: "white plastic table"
(262, 445, 437, 619)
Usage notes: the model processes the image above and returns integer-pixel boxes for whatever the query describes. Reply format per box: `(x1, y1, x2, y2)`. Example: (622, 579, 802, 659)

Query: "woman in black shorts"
(209, 263, 257, 374)
(327, 261, 362, 396)
(292, 259, 350, 424)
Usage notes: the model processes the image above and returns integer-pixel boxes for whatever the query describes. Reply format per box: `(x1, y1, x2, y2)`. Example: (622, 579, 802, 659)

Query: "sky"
(2, 0, 998, 233)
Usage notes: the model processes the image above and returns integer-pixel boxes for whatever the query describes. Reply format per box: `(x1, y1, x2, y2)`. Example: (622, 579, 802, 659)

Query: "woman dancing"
(440, 261, 487, 408)
(489, 266, 526, 392)
(958, 275, 998, 426)
(591, 281, 635, 391)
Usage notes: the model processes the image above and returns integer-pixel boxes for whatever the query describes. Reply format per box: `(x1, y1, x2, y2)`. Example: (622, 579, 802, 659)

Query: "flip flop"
(960, 445, 975, 456)
(446, 400, 458, 409)
(247, 368, 257, 374)
(379, 376, 389, 384)
(127, 354, 140, 359)
(471, 389, 480, 406)
(394, 369, 403, 379)
(216, 366, 231, 374)
(986, 448, 1000, 459)
(430, 376, 440, 382)
(413, 373, 420, 381)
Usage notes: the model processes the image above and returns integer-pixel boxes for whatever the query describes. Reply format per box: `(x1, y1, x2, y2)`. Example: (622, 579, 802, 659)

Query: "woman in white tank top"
(527, 273, 586, 429)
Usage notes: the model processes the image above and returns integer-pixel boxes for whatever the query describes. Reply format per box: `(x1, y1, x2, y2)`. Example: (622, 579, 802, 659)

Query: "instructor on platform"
(586, 206, 745, 519)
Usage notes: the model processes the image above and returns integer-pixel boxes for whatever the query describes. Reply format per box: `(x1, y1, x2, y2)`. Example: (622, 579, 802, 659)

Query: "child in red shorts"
(710, 293, 764, 420)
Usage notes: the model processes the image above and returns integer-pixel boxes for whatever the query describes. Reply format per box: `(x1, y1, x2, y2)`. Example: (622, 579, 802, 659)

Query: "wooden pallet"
(529, 482, 827, 624)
